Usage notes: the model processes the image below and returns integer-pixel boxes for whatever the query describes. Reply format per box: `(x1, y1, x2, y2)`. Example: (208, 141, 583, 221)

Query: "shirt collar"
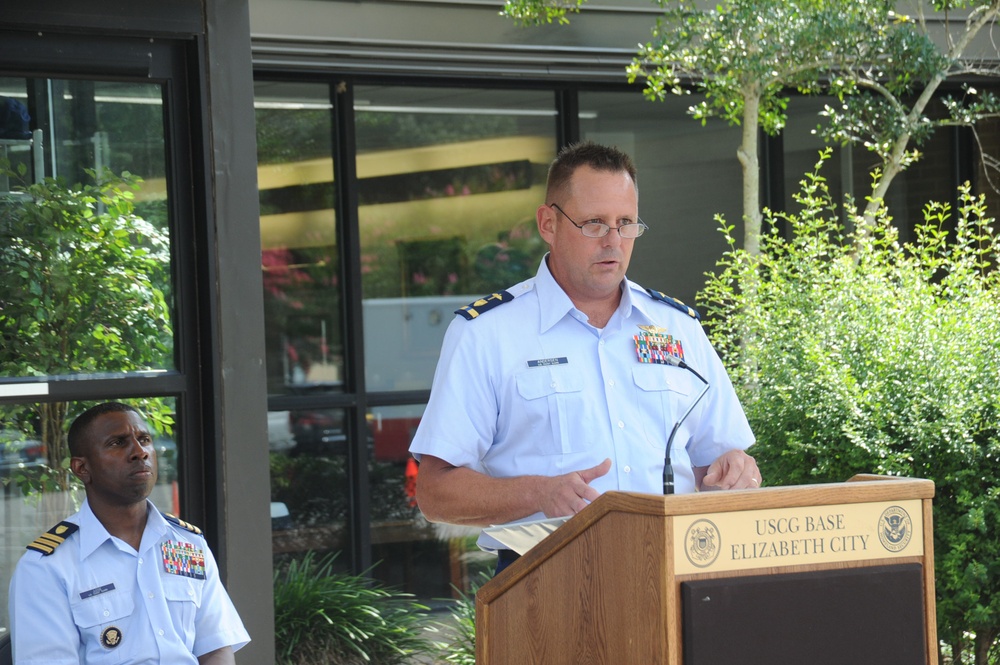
(625, 280, 659, 325)
(535, 255, 638, 333)
(535, 256, 576, 332)
(77, 498, 168, 560)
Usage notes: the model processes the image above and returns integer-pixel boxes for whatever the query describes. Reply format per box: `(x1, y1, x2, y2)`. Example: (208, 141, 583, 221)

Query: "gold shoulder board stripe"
(455, 290, 514, 321)
(26, 521, 79, 556)
(165, 513, 203, 535)
(645, 288, 700, 321)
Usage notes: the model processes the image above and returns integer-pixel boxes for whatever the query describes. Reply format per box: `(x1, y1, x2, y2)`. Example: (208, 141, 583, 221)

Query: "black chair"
(0, 632, 10, 665)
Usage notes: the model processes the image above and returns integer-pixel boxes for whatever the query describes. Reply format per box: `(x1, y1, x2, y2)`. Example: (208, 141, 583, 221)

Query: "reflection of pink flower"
(462, 185, 471, 196)
(497, 253, 510, 263)
(445, 184, 455, 196)
(412, 272, 427, 285)
(447, 273, 458, 284)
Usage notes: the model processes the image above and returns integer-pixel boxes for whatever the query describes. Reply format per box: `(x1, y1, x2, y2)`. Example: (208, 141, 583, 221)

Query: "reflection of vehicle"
(290, 410, 347, 456)
(0, 430, 46, 479)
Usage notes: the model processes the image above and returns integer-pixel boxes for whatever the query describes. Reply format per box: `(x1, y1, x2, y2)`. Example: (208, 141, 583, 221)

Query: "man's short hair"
(545, 141, 638, 202)
(68, 402, 142, 457)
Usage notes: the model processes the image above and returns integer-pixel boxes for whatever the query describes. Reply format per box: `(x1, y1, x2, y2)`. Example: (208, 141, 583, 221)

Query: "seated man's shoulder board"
(26, 520, 79, 556)
(645, 288, 700, 320)
(455, 289, 517, 321)
(165, 513, 203, 535)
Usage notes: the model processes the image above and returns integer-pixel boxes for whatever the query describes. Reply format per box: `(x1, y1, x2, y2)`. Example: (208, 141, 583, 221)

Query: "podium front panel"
(681, 563, 926, 665)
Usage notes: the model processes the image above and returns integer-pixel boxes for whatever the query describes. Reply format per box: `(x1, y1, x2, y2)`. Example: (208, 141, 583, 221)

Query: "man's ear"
(537, 204, 557, 245)
(70, 456, 91, 484)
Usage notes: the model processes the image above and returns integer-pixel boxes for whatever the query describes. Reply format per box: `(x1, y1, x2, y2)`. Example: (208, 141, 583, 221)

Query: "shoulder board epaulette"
(455, 290, 515, 320)
(645, 288, 700, 320)
(26, 520, 79, 556)
(165, 513, 203, 535)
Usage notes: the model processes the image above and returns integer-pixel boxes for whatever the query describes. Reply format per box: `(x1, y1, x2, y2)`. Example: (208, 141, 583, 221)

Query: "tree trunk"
(860, 74, 944, 229)
(974, 628, 997, 665)
(738, 85, 762, 256)
(39, 401, 71, 491)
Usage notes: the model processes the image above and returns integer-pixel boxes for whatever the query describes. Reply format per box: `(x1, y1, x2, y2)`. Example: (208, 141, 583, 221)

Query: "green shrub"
(273, 551, 432, 664)
(426, 576, 486, 665)
(700, 149, 1000, 663)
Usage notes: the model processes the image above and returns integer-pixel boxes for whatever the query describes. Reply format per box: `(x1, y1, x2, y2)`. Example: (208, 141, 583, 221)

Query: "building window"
(257, 80, 558, 596)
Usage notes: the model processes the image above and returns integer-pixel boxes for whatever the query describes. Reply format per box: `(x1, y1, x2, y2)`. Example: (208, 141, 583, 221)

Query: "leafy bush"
(273, 551, 432, 664)
(426, 575, 487, 665)
(700, 149, 1000, 663)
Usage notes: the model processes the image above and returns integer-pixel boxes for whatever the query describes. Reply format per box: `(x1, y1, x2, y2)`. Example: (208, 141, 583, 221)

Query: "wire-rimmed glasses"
(548, 203, 648, 238)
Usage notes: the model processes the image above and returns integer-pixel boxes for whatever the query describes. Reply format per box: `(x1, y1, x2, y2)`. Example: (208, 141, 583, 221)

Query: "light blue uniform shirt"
(9, 499, 250, 664)
(409, 256, 754, 549)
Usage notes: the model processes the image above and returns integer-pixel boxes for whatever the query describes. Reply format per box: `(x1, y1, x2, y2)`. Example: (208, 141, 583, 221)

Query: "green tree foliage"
(0, 167, 172, 490)
(700, 150, 1000, 663)
(504, 0, 1000, 247)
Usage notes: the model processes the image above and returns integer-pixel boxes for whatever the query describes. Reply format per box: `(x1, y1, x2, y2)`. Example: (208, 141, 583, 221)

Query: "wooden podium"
(476, 475, 936, 665)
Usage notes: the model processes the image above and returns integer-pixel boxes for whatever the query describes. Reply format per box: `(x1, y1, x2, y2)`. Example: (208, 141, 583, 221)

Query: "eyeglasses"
(548, 203, 648, 239)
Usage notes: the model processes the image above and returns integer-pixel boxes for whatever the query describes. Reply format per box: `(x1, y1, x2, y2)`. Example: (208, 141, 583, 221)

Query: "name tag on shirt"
(80, 583, 116, 600)
(527, 357, 568, 368)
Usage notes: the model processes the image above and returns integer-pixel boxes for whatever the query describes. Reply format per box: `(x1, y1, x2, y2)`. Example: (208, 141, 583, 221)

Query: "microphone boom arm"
(663, 356, 710, 495)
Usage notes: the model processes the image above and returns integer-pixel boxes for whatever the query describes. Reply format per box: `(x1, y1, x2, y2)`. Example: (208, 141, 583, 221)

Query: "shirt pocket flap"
(632, 366, 692, 396)
(71, 590, 134, 628)
(163, 575, 203, 608)
(516, 366, 583, 400)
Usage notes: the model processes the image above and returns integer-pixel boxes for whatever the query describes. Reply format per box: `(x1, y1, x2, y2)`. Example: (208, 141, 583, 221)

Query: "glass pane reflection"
(354, 85, 556, 392)
(269, 407, 352, 565)
(367, 405, 492, 598)
(255, 81, 343, 397)
(0, 77, 174, 380)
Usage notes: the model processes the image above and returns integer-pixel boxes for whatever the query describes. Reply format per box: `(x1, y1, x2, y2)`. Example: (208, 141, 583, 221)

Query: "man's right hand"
(538, 458, 612, 518)
(414, 455, 613, 526)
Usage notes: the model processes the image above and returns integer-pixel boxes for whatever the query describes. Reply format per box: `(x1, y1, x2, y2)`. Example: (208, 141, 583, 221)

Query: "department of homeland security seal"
(878, 505, 913, 553)
(685, 519, 721, 568)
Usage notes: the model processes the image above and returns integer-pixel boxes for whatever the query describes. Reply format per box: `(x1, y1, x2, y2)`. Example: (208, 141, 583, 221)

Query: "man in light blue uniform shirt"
(9, 402, 250, 664)
(409, 142, 759, 562)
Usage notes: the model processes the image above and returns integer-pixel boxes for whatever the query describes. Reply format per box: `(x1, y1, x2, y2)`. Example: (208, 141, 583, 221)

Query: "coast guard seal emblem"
(685, 519, 721, 568)
(877, 505, 913, 553)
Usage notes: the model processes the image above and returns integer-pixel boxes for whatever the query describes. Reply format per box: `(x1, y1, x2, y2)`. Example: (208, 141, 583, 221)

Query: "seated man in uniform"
(8, 402, 250, 663)
(408, 141, 761, 571)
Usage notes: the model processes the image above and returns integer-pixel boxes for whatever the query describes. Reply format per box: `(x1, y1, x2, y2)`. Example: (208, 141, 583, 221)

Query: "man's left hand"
(697, 450, 761, 491)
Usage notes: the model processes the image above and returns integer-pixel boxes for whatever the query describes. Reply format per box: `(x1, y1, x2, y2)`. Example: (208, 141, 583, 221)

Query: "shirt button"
(608, 379, 615, 387)
(148, 592, 155, 599)
(159, 629, 165, 637)
(103, 610, 110, 617)
(138, 558, 143, 565)
(624, 465, 632, 473)
(618, 420, 625, 429)
(550, 382, 556, 388)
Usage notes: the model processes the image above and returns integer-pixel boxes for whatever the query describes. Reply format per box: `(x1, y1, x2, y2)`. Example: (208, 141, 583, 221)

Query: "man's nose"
(128, 436, 149, 459)
(602, 226, 625, 247)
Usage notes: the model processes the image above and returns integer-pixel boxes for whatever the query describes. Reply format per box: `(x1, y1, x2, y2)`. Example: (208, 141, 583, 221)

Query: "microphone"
(663, 355, 710, 495)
